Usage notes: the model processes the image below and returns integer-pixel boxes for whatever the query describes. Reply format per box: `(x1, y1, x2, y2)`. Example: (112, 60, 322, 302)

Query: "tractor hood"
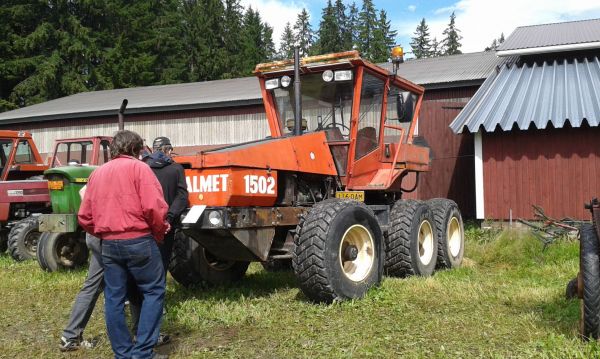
(44, 165, 98, 183)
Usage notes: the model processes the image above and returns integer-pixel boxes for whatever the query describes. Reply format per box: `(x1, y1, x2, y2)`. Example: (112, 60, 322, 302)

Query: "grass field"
(1, 227, 599, 358)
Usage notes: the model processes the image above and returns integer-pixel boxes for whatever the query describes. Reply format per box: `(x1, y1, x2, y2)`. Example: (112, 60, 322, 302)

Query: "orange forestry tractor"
(172, 48, 465, 303)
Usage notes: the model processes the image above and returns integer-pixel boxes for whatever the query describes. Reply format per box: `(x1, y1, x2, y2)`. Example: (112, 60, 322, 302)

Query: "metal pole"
(118, 99, 128, 131)
(293, 47, 302, 136)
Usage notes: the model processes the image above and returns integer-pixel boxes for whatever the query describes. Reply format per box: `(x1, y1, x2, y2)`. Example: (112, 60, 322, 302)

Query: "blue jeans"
(102, 236, 165, 359)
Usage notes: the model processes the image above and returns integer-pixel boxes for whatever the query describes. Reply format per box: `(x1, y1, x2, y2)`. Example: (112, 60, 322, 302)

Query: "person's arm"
(77, 179, 95, 235)
(167, 164, 189, 225)
(136, 163, 169, 241)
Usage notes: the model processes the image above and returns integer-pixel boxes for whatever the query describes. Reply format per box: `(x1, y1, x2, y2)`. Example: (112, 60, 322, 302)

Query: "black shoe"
(59, 336, 80, 352)
(156, 333, 171, 347)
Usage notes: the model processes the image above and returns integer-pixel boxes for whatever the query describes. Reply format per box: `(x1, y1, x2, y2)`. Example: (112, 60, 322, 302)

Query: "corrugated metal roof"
(0, 52, 503, 124)
(384, 51, 503, 87)
(450, 56, 600, 133)
(498, 18, 600, 52)
(0, 76, 263, 124)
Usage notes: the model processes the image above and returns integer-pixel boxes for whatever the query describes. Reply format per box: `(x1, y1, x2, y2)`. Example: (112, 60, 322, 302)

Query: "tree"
(334, 0, 352, 51)
(293, 8, 314, 57)
(222, 0, 245, 78)
(431, 37, 442, 57)
(358, 0, 378, 58)
(346, 2, 360, 49)
(441, 11, 462, 55)
(262, 24, 276, 61)
(240, 7, 265, 73)
(485, 32, 505, 51)
(315, 0, 341, 54)
(279, 22, 295, 59)
(410, 18, 432, 59)
(371, 10, 396, 63)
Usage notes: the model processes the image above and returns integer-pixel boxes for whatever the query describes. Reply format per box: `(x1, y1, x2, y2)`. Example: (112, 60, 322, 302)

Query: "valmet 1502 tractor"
(171, 49, 465, 303)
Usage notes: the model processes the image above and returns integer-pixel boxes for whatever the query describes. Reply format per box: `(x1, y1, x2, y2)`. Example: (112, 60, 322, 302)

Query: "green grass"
(1, 229, 599, 358)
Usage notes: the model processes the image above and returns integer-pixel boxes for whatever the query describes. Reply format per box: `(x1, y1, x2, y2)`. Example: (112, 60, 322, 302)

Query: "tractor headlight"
(322, 70, 334, 82)
(208, 210, 223, 227)
(280, 75, 292, 88)
(334, 70, 353, 81)
(265, 78, 279, 90)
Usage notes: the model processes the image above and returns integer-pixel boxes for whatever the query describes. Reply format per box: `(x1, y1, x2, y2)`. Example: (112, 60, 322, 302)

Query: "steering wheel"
(324, 122, 350, 132)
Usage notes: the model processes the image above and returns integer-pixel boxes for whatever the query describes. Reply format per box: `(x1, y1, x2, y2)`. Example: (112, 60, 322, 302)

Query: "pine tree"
(240, 7, 265, 73)
(410, 18, 432, 59)
(358, 0, 378, 58)
(334, 0, 351, 51)
(222, 0, 245, 78)
(431, 37, 442, 57)
(316, 0, 341, 54)
(485, 33, 505, 51)
(346, 2, 360, 49)
(293, 8, 314, 57)
(262, 24, 276, 61)
(371, 10, 396, 63)
(279, 22, 295, 59)
(441, 11, 462, 55)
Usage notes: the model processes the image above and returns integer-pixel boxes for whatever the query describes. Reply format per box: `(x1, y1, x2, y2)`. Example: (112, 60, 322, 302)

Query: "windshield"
(270, 71, 354, 138)
(52, 141, 94, 167)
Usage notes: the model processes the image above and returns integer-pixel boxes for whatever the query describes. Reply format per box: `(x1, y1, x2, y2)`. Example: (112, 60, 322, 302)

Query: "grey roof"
(0, 76, 263, 124)
(498, 18, 600, 52)
(385, 51, 504, 88)
(0, 52, 503, 124)
(450, 56, 600, 133)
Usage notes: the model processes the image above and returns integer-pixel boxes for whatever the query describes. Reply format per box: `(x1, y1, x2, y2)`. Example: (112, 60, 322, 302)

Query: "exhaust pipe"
(118, 99, 128, 131)
(293, 47, 302, 136)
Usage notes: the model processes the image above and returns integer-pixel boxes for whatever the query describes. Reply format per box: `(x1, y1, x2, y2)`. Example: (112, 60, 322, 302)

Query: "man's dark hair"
(110, 130, 144, 158)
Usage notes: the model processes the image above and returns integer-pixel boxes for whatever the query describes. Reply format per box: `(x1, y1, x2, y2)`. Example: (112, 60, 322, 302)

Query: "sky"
(240, 0, 600, 54)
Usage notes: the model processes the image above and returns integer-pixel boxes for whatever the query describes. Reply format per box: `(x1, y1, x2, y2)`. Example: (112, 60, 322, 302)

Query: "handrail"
(383, 124, 405, 187)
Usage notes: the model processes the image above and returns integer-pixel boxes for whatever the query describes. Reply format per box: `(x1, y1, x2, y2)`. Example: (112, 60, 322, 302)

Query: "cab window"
(14, 140, 34, 164)
(355, 72, 385, 159)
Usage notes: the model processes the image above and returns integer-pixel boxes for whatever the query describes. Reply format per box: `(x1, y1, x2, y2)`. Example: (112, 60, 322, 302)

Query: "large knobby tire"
(385, 200, 438, 277)
(0, 230, 8, 253)
(36, 231, 89, 272)
(169, 231, 249, 287)
(579, 224, 600, 340)
(427, 198, 464, 269)
(8, 217, 40, 261)
(292, 199, 384, 303)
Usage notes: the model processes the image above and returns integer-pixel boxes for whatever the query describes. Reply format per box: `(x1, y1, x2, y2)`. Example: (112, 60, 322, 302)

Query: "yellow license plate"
(48, 180, 64, 190)
(74, 178, 88, 183)
(335, 191, 365, 201)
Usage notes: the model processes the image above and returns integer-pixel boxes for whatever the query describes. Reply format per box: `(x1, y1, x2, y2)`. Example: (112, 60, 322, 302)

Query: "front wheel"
(169, 231, 249, 287)
(579, 224, 600, 340)
(8, 217, 40, 261)
(292, 199, 383, 303)
(37, 231, 89, 272)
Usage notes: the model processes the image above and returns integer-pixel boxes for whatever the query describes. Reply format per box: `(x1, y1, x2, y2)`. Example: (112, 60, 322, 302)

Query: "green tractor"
(37, 136, 112, 271)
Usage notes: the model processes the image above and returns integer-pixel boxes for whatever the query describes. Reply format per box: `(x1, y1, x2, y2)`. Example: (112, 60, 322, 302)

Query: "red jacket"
(78, 155, 169, 241)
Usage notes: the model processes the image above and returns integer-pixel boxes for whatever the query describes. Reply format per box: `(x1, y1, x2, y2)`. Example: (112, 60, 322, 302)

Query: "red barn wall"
(404, 86, 478, 218)
(483, 127, 600, 220)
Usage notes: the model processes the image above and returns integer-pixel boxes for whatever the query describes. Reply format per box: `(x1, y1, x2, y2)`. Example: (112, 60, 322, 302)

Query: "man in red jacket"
(79, 130, 169, 359)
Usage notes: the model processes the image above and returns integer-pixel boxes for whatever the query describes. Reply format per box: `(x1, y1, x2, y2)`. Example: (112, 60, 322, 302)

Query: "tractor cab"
(254, 50, 429, 190)
(0, 130, 48, 181)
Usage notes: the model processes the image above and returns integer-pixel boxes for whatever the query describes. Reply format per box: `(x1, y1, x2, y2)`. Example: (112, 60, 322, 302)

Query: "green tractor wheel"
(37, 231, 89, 272)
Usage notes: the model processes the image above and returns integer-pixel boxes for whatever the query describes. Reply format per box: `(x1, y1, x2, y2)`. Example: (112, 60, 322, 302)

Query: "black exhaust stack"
(293, 47, 302, 136)
(118, 99, 128, 131)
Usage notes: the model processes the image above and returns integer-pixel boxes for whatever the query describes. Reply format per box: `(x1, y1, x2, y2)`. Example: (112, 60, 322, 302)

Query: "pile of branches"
(518, 205, 588, 249)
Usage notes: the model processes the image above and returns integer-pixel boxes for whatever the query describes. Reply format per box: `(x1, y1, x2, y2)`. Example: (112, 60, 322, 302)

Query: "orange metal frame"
(0, 131, 47, 181)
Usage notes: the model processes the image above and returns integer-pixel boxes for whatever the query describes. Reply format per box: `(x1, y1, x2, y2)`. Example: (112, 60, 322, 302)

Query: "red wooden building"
(451, 18, 600, 220)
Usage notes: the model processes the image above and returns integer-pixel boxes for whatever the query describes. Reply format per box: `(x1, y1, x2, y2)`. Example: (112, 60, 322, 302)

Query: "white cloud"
(397, 0, 600, 53)
(407, 5, 416, 12)
(240, 0, 305, 49)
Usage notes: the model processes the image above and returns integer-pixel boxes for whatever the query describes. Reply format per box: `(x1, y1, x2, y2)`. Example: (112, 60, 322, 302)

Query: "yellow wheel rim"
(339, 224, 375, 282)
(447, 216, 462, 258)
(418, 220, 434, 265)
